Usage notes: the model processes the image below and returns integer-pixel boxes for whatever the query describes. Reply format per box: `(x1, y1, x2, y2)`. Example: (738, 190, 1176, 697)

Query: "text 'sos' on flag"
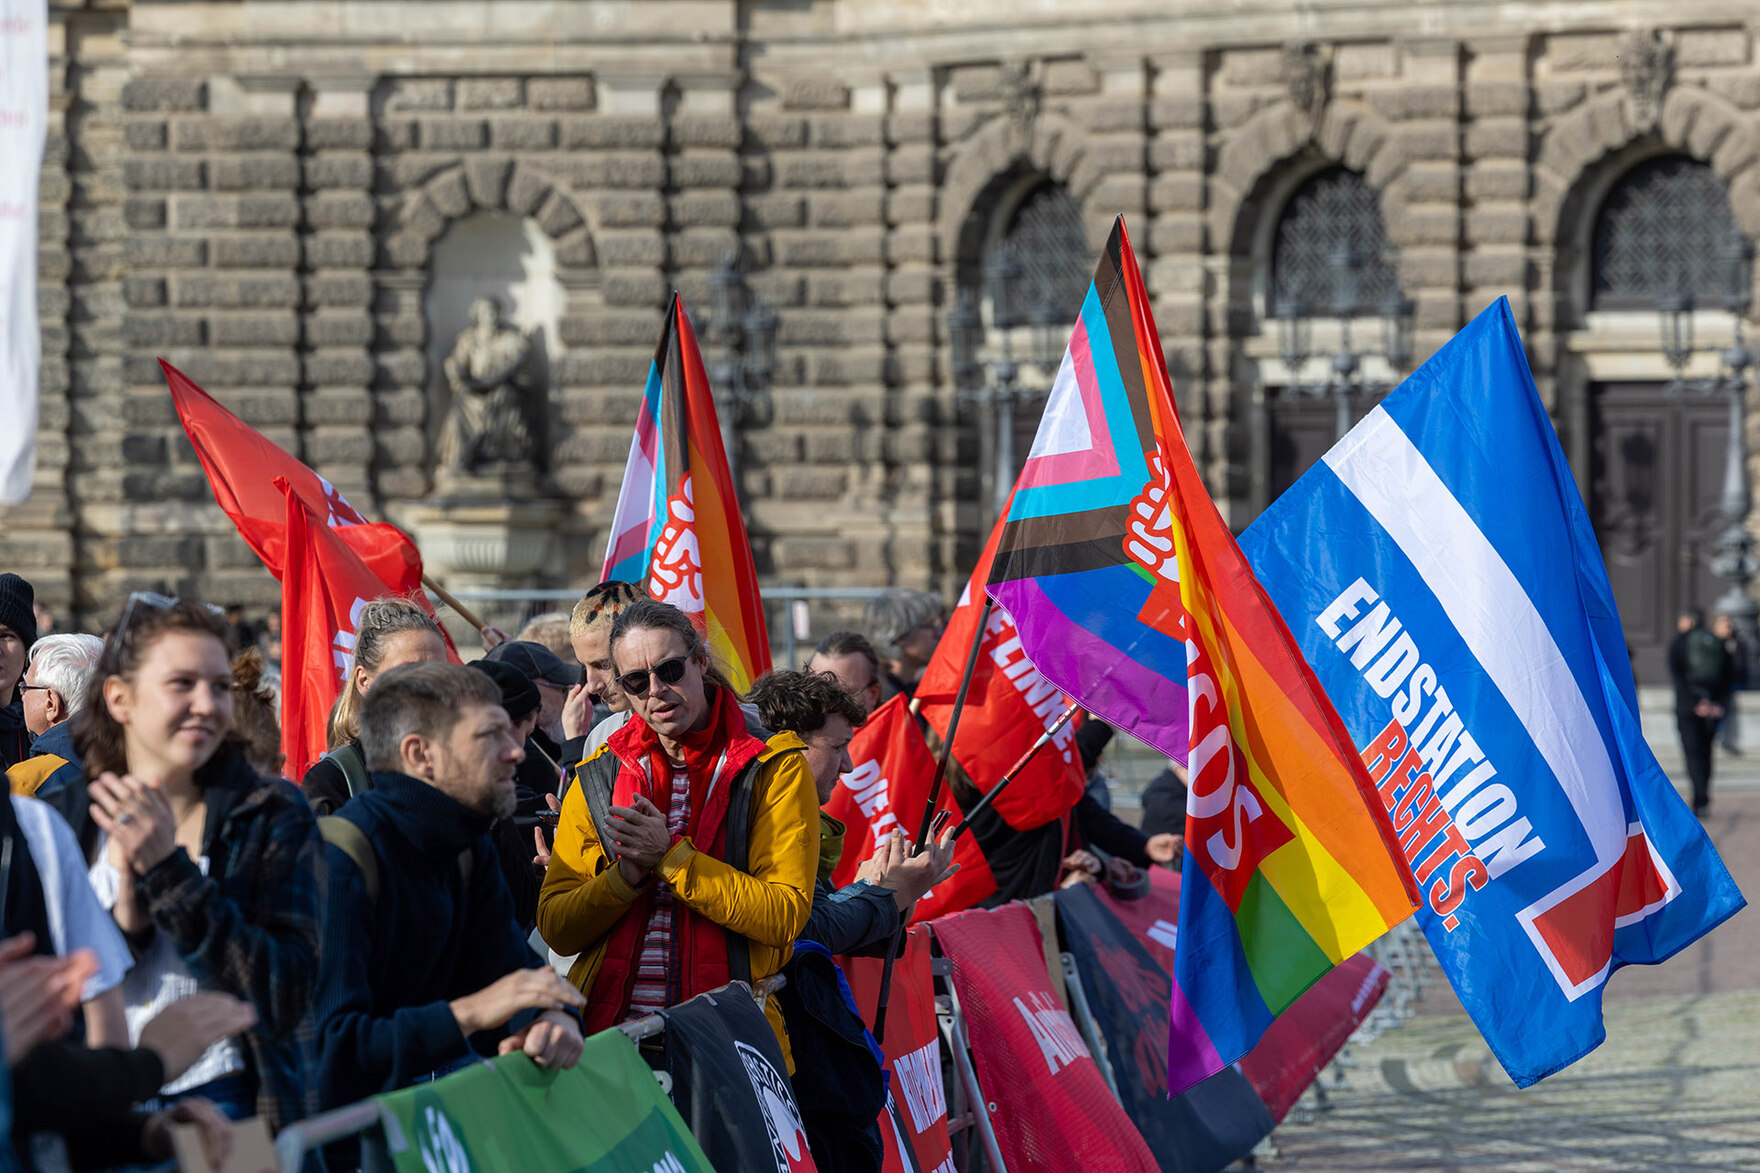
(985, 216, 1419, 1096)
(660, 983, 820, 1173)
(601, 293, 770, 690)
(841, 926, 955, 1173)
(1240, 297, 1746, 1087)
(375, 1035, 713, 1173)
(932, 903, 1158, 1172)
(1054, 882, 1274, 1172)
(824, 695, 997, 920)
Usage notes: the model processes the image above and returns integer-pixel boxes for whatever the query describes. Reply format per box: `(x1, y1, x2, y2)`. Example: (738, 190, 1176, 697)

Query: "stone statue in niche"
(436, 296, 545, 481)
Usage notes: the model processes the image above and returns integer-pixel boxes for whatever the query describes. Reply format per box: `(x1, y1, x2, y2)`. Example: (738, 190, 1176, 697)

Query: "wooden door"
(1589, 382, 1731, 684)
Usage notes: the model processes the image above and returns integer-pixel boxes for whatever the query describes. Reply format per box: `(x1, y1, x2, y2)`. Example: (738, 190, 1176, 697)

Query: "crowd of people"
(0, 570, 1186, 1173)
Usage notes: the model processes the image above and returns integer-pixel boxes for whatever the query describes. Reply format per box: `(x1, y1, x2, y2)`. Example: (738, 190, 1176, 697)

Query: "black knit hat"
(467, 658, 541, 723)
(0, 574, 37, 650)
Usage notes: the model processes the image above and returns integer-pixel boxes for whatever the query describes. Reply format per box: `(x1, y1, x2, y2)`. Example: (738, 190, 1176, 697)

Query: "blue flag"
(1240, 298, 1745, 1087)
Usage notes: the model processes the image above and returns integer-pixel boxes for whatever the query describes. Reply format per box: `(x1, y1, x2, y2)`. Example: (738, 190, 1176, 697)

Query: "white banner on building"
(0, 0, 47, 505)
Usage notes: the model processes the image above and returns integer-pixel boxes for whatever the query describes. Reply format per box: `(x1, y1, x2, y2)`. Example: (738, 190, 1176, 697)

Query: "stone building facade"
(8, 0, 1760, 679)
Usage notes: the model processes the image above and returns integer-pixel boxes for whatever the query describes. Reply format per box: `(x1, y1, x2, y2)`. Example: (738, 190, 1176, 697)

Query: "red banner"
(280, 483, 424, 781)
(842, 928, 954, 1173)
(1237, 952, 1389, 1123)
(915, 492, 1085, 832)
(823, 695, 995, 921)
(931, 904, 1157, 1172)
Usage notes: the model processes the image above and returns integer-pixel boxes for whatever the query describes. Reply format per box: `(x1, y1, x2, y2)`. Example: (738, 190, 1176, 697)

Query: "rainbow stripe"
(602, 295, 770, 691)
(990, 219, 1419, 1095)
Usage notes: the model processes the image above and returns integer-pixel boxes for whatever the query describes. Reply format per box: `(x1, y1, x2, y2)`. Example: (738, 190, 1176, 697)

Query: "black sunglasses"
(617, 656, 690, 698)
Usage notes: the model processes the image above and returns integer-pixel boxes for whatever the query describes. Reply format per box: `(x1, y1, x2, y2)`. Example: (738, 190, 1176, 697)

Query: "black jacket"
(11, 1042, 167, 1170)
(0, 699, 29, 774)
(313, 771, 543, 1111)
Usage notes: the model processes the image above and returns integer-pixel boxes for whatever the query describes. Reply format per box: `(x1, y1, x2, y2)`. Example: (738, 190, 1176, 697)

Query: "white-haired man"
(8, 633, 105, 852)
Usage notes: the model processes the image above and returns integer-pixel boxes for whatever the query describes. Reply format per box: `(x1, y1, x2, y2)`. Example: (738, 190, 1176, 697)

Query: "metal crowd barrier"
(272, 975, 786, 1173)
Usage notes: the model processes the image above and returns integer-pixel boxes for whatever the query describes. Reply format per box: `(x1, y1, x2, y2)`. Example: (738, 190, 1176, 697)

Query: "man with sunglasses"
(537, 599, 820, 1064)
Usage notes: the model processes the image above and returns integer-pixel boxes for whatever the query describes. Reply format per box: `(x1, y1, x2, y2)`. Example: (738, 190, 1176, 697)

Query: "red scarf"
(585, 685, 767, 1031)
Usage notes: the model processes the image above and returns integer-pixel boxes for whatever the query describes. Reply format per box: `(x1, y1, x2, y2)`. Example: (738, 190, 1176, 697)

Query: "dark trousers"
(1677, 710, 1717, 811)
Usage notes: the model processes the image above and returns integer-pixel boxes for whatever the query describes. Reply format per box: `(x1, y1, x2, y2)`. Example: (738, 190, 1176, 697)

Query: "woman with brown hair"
(302, 596, 447, 814)
(74, 596, 321, 1130)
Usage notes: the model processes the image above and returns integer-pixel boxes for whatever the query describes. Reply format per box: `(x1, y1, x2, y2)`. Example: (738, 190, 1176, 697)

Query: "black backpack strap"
(722, 757, 761, 987)
(325, 743, 372, 800)
(575, 751, 620, 864)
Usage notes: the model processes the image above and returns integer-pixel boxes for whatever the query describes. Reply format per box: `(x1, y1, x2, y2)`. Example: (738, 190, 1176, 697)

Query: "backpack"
(317, 816, 473, 904)
(1685, 627, 1728, 690)
(323, 742, 372, 800)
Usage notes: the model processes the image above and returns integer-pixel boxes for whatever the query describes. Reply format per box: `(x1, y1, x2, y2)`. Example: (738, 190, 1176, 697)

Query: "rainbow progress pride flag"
(602, 293, 770, 691)
(986, 218, 1420, 1094)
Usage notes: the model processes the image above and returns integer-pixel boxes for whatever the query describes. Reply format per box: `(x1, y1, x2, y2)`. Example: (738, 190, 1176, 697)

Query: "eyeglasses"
(18, 684, 52, 695)
(114, 591, 225, 640)
(616, 656, 690, 698)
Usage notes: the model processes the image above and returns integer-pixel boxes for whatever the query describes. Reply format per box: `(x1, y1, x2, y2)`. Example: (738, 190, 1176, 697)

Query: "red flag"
(841, 928, 955, 1173)
(162, 358, 414, 588)
(279, 481, 424, 781)
(915, 493, 1086, 831)
(823, 695, 996, 922)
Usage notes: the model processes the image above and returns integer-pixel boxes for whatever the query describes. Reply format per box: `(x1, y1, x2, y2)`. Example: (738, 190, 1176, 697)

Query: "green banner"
(376, 1030, 715, 1173)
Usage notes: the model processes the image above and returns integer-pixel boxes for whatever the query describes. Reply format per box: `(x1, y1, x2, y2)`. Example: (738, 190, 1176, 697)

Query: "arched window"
(1592, 155, 1743, 309)
(988, 182, 1091, 329)
(1270, 167, 1399, 317)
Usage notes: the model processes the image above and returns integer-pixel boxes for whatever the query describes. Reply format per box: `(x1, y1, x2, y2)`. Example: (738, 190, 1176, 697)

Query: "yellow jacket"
(537, 728, 820, 1063)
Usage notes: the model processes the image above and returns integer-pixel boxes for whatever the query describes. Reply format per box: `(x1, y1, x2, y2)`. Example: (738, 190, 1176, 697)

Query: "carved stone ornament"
(1618, 28, 1674, 132)
(997, 58, 1042, 151)
(435, 296, 545, 483)
(1284, 42, 1329, 133)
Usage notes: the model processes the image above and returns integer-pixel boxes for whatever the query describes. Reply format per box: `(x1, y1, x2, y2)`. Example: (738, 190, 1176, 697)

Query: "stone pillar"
(1382, 38, 1465, 362)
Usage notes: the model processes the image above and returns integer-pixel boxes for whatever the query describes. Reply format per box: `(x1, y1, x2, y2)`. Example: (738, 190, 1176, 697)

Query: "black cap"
(0, 574, 37, 650)
(467, 658, 541, 723)
(488, 639, 575, 689)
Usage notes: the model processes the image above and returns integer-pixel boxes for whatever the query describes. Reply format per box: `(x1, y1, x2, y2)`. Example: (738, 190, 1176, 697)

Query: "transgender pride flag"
(990, 219, 1421, 1095)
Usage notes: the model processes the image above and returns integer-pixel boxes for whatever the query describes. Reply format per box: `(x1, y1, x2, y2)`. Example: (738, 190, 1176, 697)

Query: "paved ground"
(1261, 768, 1760, 1173)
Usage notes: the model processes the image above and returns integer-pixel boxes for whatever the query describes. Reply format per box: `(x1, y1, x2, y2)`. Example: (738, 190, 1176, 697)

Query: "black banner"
(661, 984, 821, 1173)
(1054, 883, 1275, 1173)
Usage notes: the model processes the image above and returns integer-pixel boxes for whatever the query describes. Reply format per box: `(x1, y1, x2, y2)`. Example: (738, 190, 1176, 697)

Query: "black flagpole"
(873, 593, 994, 1042)
(950, 701, 1082, 842)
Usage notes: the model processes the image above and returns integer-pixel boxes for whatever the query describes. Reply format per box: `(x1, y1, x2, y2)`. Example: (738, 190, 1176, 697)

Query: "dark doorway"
(1589, 381, 1731, 683)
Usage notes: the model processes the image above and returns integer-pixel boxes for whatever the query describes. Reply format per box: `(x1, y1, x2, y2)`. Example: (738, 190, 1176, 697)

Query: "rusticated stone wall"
(8, 1, 1760, 636)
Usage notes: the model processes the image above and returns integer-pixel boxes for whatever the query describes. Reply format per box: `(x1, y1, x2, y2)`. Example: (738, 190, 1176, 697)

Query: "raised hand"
(450, 967, 586, 1036)
(137, 992, 259, 1083)
(88, 772, 179, 875)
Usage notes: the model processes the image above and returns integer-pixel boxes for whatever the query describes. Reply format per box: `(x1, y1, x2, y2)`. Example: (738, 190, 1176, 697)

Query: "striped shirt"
(625, 766, 690, 1018)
